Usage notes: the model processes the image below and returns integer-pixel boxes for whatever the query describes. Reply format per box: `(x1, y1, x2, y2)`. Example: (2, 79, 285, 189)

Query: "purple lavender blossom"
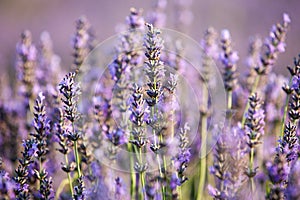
(144, 23, 165, 107)
(266, 154, 290, 200)
(16, 30, 37, 117)
(148, 0, 167, 28)
(73, 176, 85, 200)
(220, 29, 239, 91)
(255, 13, 291, 75)
(277, 122, 298, 163)
(129, 84, 149, 126)
(31, 92, 51, 159)
(245, 93, 265, 148)
(115, 177, 125, 199)
(126, 7, 145, 30)
(72, 16, 92, 73)
(59, 72, 81, 123)
(104, 128, 128, 146)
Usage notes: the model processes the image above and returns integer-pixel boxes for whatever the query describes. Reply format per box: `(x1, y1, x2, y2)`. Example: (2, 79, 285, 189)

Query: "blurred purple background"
(1, 0, 300, 75)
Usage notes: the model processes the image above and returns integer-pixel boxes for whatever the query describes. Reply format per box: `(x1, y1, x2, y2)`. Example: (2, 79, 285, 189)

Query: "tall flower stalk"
(197, 27, 218, 200)
(144, 23, 166, 199)
(244, 93, 265, 191)
(242, 13, 291, 126)
(219, 29, 238, 112)
(59, 72, 82, 180)
(16, 30, 37, 130)
(129, 84, 148, 199)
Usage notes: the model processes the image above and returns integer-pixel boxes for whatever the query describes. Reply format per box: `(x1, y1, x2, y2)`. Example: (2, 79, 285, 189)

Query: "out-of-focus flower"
(220, 29, 239, 91)
(104, 128, 127, 146)
(255, 13, 291, 75)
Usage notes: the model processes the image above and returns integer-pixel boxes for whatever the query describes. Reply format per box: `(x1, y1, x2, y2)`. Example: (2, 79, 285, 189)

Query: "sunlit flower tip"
(38, 92, 45, 102)
(221, 29, 231, 40)
(283, 13, 291, 24)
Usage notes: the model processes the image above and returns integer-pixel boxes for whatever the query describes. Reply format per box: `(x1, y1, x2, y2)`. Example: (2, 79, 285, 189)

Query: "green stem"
(249, 147, 255, 192)
(37, 157, 42, 190)
(138, 147, 146, 200)
(197, 115, 207, 200)
(197, 84, 208, 200)
(64, 154, 74, 196)
(128, 143, 136, 199)
(72, 122, 81, 178)
(280, 77, 293, 138)
(74, 141, 82, 177)
(227, 90, 232, 111)
(55, 178, 71, 200)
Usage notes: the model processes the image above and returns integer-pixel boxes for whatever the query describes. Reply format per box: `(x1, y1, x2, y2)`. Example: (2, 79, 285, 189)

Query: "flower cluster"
(1, 6, 300, 200)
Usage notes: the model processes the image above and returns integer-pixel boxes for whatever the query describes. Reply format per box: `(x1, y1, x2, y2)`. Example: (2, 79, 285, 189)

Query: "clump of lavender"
(265, 124, 298, 200)
(265, 57, 300, 199)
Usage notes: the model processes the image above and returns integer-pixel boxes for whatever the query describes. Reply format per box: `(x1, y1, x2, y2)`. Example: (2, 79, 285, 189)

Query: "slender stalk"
(37, 157, 42, 189)
(72, 122, 82, 178)
(138, 147, 146, 200)
(227, 90, 232, 111)
(55, 178, 71, 200)
(128, 143, 136, 199)
(280, 77, 293, 138)
(249, 147, 255, 192)
(197, 84, 208, 200)
(64, 154, 74, 196)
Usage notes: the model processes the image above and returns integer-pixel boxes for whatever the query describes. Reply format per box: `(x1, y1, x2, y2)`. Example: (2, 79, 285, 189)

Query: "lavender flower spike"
(144, 23, 165, 107)
(220, 29, 239, 92)
(16, 30, 37, 111)
(255, 13, 291, 75)
(245, 93, 265, 178)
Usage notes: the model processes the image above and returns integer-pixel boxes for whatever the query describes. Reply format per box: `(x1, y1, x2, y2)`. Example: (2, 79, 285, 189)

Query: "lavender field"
(0, 1, 300, 200)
